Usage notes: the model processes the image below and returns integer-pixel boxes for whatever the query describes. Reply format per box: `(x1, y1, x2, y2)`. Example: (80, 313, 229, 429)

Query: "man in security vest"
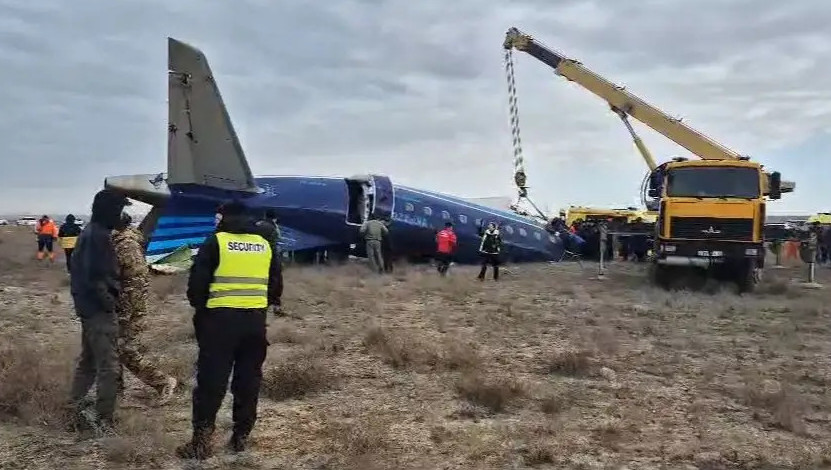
(177, 201, 282, 460)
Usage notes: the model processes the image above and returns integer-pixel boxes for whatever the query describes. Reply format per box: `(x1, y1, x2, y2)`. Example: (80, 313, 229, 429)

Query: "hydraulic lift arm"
(503, 27, 794, 194)
(614, 108, 657, 172)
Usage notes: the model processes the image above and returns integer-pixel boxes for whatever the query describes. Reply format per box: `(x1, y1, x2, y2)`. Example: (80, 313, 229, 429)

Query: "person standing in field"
(360, 216, 388, 274)
(58, 214, 82, 272)
(67, 189, 132, 434)
(111, 213, 178, 404)
(477, 222, 502, 281)
(177, 201, 282, 459)
(435, 222, 457, 276)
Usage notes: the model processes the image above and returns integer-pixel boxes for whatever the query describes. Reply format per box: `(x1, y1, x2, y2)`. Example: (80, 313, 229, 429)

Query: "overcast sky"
(1, 0, 829, 216)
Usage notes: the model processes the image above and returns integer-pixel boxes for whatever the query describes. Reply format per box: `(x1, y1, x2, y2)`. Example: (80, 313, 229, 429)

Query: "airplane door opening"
(345, 176, 374, 225)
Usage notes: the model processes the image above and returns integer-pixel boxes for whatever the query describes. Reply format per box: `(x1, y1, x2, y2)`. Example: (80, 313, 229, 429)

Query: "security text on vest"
(227, 241, 266, 252)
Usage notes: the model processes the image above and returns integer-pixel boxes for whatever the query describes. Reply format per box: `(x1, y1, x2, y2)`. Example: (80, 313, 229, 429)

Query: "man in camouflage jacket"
(112, 214, 177, 404)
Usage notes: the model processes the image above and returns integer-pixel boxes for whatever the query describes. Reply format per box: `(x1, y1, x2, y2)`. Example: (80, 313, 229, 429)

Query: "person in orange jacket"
(35, 215, 59, 262)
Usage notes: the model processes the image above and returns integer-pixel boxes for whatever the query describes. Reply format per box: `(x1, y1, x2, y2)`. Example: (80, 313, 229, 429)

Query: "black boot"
(176, 426, 215, 460)
(228, 432, 248, 453)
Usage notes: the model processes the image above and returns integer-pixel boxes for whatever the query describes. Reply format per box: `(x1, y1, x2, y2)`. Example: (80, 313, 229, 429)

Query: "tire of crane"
(736, 259, 761, 294)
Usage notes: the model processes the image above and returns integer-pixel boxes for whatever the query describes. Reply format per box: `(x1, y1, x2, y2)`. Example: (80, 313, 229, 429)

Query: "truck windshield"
(666, 166, 760, 199)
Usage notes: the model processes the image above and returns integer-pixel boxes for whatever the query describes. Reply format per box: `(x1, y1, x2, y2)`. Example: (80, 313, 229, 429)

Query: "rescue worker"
(629, 217, 649, 262)
(435, 221, 457, 276)
(177, 200, 282, 459)
(253, 209, 284, 315)
(253, 209, 281, 249)
(35, 214, 59, 262)
(477, 222, 502, 281)
(58, 214, 82, 272)
(111, 213, 178, 404)
(381, 217, 394, 273)
(359, 215, 388, 274)
(67, 189, 132, 434)
(546, 214, 568, 235)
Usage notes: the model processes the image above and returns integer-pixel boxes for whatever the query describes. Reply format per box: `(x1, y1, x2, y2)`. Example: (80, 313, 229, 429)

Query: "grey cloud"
(0, 0, 829, 214)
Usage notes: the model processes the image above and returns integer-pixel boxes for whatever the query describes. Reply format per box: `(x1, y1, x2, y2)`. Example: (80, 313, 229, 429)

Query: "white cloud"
(0, 0, 829, 216)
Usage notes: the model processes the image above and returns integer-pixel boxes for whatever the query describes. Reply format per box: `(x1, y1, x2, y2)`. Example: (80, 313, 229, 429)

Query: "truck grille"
(669, 217, 754, 241)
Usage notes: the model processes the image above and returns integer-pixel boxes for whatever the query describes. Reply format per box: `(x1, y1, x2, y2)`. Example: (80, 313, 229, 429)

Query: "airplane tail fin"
(167, 37, 259, 192)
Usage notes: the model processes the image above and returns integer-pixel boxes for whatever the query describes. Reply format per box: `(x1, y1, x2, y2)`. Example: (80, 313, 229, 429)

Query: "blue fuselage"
(145, 175, 563, 264)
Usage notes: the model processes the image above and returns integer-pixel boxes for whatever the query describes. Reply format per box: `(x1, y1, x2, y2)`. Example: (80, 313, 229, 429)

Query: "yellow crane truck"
(503, 27, 794, 292)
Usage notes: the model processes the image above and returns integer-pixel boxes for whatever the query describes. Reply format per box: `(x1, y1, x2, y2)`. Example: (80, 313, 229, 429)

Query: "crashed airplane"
(104, 37, 566, 265)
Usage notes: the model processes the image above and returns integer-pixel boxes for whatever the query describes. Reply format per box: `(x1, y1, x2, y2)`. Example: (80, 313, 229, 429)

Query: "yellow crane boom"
(503, 27, 794, 194)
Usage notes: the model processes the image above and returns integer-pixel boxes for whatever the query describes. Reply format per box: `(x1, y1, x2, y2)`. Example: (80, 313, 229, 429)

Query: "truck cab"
(648, 158, 781, 291)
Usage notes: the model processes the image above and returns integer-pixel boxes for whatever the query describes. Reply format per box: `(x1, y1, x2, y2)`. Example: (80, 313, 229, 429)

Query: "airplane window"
(405, 203, 414, 212)
(475, 218, 482, 226)
(442, 211, 451, 220)
(459, 214, 468, 224)
(505, 226, 514, 234)
(423, 207, 432, 216)
(534, 232, 542, 240)
(519, 228, 527, 237)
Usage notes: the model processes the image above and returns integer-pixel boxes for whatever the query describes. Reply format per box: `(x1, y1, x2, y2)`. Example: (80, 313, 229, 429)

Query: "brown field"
(1, 225, 831, 469)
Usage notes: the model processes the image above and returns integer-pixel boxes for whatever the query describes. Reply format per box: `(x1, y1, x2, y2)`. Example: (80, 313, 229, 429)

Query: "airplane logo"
(701, 226, 721, 234)
(148, 173, 165, 188)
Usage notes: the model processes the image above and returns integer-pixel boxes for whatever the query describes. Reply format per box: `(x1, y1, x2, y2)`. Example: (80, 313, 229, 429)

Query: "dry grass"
(455, 372, 526, 414)
(261, 349, 337, 401)
(2, 226, 831, 468)
(0, 341, 74, 428)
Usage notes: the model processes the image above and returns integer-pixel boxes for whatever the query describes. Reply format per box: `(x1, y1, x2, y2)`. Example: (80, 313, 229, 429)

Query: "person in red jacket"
(435, 222, 457, 276)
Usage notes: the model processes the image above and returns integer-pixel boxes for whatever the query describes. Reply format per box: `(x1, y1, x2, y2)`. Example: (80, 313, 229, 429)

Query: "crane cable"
(504, 48, 548, 221)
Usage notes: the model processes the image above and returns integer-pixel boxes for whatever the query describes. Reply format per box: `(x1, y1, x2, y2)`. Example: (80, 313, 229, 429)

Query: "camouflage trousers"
(117, 333, 170, 393)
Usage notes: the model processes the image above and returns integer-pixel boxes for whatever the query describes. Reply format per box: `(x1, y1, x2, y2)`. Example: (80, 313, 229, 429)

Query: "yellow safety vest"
(59, 236, 78, 249)
(207, 232, 272, 309)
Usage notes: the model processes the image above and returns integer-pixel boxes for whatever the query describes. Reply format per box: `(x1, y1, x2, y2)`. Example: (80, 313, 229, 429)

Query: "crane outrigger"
(503, 27, 793, 291)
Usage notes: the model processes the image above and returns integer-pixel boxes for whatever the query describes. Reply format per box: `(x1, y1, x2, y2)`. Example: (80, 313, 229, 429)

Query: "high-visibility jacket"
(58, 222, 82, 249)
(207, 231, 273, 309)
(36, 219, 58, 238)
(59, 235, 78, 249)
(436, 228, 457, 254)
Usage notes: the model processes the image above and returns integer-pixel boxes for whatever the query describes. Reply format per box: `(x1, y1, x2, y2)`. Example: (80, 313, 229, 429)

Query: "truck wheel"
(737, 261, 761, 293)
(649, 263, 670, 290)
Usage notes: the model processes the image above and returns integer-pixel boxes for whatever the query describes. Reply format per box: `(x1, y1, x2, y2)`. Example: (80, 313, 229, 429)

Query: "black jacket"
(187, 214, 282, 310)
(70, 192, 127, 318)
(58, 215, 82, 240)
(252, 218, 280, 250)
(479, 228, 502, 255)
